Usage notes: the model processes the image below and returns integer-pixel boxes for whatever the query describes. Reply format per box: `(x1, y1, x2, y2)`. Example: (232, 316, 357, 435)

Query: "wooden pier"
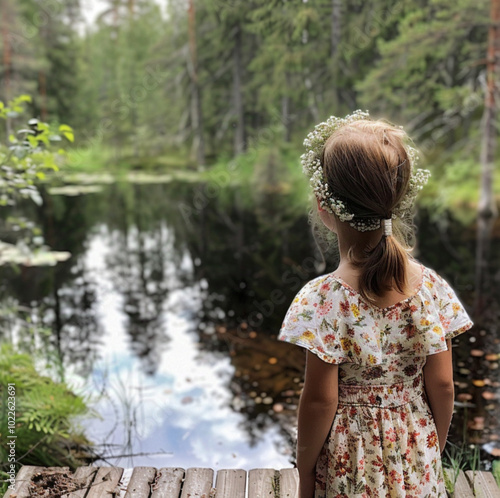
(3, 465, 500, 497)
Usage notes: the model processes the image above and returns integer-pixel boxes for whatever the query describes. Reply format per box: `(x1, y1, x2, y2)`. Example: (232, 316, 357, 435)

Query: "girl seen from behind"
(278, 111, 474, 498)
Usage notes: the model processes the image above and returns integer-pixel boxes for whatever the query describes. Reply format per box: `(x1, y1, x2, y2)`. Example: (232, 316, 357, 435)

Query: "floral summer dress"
(278, 264, 473, 498)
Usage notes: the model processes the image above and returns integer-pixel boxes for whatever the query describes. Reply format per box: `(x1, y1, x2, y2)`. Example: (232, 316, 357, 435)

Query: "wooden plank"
(8, 467, 77, 497)
(444, 468, 473, 498)
(85, 467, 124, 498)
(63, 466, 99, 498)
(466, 471, 500, 498)
(214, 469, 246, 498)
(124, 467, 157, 497)
(3, 465, 44, 498)
(248, 469, 277, 498)
(279, 468, 298, 498)
(151, 468, 185, 498)
(180, 468, 214, 498)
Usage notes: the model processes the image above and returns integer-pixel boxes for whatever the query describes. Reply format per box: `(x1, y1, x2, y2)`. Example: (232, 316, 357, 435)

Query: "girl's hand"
(298, 469, 316, 498)
(423, 339, 454, 458)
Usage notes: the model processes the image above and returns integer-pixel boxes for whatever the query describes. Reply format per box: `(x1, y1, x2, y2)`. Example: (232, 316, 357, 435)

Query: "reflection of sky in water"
(68, 225, 292, 468)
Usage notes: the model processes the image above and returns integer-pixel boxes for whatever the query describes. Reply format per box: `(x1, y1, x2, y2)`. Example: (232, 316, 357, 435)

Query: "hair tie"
(382, 218, 392, 237)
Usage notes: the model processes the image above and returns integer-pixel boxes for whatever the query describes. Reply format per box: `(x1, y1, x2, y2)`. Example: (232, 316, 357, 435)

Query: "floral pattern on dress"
(278, 264, 473, 498)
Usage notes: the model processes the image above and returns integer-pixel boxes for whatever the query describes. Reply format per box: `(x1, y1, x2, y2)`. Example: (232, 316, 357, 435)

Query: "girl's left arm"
(297, 351, 339, 498)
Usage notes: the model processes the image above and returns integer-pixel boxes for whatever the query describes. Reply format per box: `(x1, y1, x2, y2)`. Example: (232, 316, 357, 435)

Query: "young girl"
(278, 111, 474, 498)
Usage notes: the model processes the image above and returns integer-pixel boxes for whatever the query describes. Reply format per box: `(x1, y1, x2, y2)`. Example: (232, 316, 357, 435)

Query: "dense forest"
(0, 0, 492, 179)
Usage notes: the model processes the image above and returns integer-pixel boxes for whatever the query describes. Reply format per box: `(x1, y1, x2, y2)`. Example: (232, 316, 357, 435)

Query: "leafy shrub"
(0, 343, 95, 494)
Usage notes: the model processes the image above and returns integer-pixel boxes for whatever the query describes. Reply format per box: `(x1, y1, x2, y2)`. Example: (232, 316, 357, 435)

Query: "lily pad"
(126, 171, 202, 184)
(48, 184, 103, 196)
(60, 172, 116, 184)
(126, 172, 174, 184)
(171, 170, 203, 182)
(0, 241, 71, 266)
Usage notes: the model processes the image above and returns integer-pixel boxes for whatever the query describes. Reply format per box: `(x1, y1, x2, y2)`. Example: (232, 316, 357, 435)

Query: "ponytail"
(351, 231, 410, 303)
(319, 118, 419, 301)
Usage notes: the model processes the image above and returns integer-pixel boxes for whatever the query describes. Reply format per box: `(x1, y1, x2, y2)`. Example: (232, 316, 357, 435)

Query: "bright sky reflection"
(67, 224, 293, 470)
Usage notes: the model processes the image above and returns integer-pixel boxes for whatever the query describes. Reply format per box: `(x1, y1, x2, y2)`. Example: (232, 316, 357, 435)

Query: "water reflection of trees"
(175, 182, 336, 451)
(182, 183, 329, 333)
(0, 189, 104, 377)
(103, 182, 193, 376)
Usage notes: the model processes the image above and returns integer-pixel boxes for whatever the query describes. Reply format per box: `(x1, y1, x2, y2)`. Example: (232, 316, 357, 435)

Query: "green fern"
(0, 343, 96, 494)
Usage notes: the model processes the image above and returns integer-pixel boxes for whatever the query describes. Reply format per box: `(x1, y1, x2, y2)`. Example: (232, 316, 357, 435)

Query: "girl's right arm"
(297, 351, 339, 498)
(423, 338, 454, 453)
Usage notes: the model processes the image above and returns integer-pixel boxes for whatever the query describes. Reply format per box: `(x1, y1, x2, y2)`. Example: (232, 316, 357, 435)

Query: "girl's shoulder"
(419, 264, 469, 308)
(422, 264, 456, 290)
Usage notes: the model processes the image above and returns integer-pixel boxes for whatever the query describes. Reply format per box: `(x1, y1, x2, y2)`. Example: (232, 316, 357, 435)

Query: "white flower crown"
(301, 110, 431, 232)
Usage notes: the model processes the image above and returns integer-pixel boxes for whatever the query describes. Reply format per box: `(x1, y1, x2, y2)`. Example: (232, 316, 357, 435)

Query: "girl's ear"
(316, 197, 337, 233)
(316, 197, 325, 212)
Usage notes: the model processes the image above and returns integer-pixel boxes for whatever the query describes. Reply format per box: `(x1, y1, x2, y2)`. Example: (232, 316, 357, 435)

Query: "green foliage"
(204, 138, 309, 213)
(0, 95, 76, 266)
(66, 143, 191, 174)
(66, 144, 117, 172)
(71, 0, 165, 160)
(0, 95, 32, 119)
(59, 125, 75, 143)
(246, 2, 323, 121)
(357, 0, 488, 141)
(493, 460, 500, 488)
(11, 0, 81, 123)
(0, 95, 74, 207)
(442, 442, 481, 495)
(0, 343, 95, 493)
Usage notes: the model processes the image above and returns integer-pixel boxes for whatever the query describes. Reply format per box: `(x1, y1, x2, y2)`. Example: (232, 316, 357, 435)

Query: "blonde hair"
(320, 119, 417, 302)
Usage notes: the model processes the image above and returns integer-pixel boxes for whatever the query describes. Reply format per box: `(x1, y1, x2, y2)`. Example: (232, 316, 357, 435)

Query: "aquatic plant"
(442, 441, 480, 496)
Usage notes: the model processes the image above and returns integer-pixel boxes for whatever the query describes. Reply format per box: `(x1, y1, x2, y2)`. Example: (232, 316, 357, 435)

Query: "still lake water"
(1, 178, 499, 467)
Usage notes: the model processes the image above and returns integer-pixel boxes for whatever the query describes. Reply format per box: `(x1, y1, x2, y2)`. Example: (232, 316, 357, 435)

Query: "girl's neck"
(336, 229, 384, 263)
(334, 232, 415, 285)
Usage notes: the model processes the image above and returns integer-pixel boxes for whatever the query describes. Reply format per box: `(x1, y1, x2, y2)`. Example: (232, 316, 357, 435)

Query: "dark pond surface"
(1, 178, 499, 467)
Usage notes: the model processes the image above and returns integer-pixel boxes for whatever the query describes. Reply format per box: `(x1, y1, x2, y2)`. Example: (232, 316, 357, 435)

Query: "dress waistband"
(338, 375, 424, 408)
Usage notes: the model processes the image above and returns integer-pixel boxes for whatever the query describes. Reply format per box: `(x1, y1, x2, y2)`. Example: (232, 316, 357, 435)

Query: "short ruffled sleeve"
(426, 269, 474, 341)
(278, 275, 350, 364)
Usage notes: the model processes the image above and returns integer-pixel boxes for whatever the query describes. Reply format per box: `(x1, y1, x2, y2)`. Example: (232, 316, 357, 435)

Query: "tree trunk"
(232, 23, 245, 155)
(331, 0, 342, 108)
(305, 77, 320, 123)
(331, 0, 341, 59)
(187, 0, 205, 169)
(282, 94, 291, 143)
(1, 0, 12, 137)
(474, 0, 500, 314)
(39, 70, 48, 122)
